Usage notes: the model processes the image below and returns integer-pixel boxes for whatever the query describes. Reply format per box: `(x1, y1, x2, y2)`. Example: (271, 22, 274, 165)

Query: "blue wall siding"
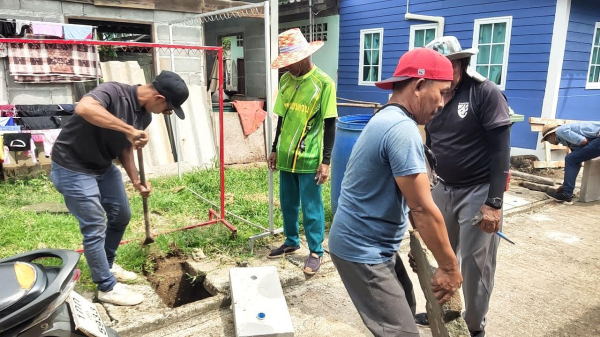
(556, 0, 600, 121)
(338, 0, 556, 149)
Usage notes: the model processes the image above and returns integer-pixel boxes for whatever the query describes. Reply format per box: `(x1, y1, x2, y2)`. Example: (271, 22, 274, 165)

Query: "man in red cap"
(328, 48, 462, 337)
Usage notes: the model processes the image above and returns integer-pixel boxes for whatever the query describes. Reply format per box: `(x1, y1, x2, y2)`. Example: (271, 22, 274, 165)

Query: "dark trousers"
(563, 138, 600, 196)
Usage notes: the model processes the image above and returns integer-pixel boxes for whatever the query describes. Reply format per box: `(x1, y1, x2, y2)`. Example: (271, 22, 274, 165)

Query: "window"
(279, 23, 328, 41)
(359, 28, 383, 86)
(586, 22, 600, 89)
(409, 24, 438, 50)
(471, 16, 512, 90)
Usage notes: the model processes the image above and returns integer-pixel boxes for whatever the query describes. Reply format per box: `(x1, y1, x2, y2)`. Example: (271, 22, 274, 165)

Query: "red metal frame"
(0, 38, 237, 248)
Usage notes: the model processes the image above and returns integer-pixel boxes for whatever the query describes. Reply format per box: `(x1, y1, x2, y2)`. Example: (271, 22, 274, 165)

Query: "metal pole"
(218, 47, 225, 219)
(94, 27, 100, 87)
(168, 25, 182, 179)
(263, 1, 274, 234)
(309, 0, 313, 42)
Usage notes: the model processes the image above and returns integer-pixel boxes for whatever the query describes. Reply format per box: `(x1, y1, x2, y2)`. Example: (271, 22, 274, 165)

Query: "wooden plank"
(62, 0, 94, 3)
(201, 0, 250, 12)
(533, 161, 565, 168)
(529, 117, 580, 126)
(155, 0, 201, 13)
(94, 0, 155, 9)
(544, 141, 552, 162)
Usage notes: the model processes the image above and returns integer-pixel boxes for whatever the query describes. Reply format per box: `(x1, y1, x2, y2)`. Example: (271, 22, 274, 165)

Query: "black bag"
(3, 133, 31, 151)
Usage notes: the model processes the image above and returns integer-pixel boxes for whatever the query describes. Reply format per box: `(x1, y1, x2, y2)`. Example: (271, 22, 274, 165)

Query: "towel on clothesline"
(31, 22, 63, 38)
(0, 104, 15, 117)
(0, 117, 15, 126)
(7, 42, 101, 83)
(64, 24, 93, 40)
(232, 100, 267, 137)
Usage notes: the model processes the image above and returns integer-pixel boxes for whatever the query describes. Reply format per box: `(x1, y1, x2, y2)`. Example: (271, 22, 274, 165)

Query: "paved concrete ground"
(110, 187, 600, 336)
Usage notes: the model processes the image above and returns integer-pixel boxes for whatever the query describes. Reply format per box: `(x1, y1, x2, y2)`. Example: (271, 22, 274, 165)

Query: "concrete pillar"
(580, 158, 600, 203)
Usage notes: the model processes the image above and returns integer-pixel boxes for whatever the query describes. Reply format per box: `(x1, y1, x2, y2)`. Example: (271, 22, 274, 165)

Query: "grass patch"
(0, 165, 333, 292)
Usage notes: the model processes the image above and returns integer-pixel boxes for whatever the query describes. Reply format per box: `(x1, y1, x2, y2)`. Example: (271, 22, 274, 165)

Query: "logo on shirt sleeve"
(457, 102, 469, 118)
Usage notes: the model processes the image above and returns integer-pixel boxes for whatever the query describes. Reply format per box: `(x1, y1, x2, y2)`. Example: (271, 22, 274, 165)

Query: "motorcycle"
(0, 249, 118, 337)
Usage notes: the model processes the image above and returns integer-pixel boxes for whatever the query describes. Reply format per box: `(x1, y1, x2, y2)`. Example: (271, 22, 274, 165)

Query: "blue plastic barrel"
(331, 114, 372, 216)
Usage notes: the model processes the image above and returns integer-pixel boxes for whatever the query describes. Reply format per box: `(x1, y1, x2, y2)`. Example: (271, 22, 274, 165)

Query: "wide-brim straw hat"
(426, 36, 478, 60)
(270, 28, 324, 69)
(541, 124, 559, 143)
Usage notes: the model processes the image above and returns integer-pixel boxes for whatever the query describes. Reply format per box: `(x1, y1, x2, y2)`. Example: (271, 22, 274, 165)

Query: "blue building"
(336, 0, 600, 151)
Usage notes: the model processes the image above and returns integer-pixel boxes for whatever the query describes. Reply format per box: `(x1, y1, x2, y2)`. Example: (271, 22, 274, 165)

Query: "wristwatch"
(485, 197, 503, 209)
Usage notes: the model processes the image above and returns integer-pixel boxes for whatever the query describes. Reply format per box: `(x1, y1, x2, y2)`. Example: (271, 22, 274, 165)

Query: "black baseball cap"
(153, 70, 189, 119)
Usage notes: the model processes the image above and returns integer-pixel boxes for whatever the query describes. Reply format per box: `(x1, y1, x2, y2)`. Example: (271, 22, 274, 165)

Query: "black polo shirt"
(52, 82, 152, 175)
(426, 75, 510, 187)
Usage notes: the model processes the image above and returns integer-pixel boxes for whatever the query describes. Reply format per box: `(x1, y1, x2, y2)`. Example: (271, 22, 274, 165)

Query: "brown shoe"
(267, 243, 300, 259)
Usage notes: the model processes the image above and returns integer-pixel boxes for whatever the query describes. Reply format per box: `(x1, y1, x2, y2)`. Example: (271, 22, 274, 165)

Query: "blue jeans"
(50, 162, 131, 292)
(280, 171, 325, 256)
(563, 138, 600, 196)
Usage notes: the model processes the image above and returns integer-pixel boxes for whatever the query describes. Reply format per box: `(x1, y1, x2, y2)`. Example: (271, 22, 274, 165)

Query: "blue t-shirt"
(328, 105, 427, 264)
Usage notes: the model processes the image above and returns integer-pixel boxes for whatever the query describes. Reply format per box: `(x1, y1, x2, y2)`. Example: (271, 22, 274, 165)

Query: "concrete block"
(173, 57, 203, 73)
(410, 230, 469, 337)
(154, 10, 186, 23)
(119, 8, 154, 22)
(156, 25, 170, 42)
(83, 4, 120, 18)
(190, 73, 205, 85)
(230, 267, 294, 337)
(20, 0, 62, 12)
(61, 2, 84, 15)
(580, 158, 600, 202)
(9, 90, 52, 104)
(0, 0, 20, 10)
(173, 26, 201, 43)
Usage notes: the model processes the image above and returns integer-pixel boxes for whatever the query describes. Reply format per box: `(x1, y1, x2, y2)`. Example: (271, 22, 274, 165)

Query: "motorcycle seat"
(0, 262, 47, 317)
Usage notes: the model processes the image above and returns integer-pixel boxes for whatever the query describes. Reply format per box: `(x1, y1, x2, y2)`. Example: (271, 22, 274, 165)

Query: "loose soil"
(145, 255, 213, 308)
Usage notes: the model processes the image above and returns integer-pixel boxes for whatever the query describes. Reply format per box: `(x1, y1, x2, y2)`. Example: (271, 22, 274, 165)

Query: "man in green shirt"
(267, 28, 337, 275)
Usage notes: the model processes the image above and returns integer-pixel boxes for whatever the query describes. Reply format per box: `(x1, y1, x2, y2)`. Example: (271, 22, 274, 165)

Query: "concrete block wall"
(0, 0, 205, 105)
(204, 17, 266, 99)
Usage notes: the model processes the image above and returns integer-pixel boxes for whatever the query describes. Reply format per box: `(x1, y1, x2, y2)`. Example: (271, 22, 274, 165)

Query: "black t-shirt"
(426, 75, 510, 187)
(52, 82, 151, 175)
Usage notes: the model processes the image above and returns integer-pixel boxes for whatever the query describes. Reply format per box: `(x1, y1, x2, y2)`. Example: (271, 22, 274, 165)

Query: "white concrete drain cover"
(230, 266, 294, 337)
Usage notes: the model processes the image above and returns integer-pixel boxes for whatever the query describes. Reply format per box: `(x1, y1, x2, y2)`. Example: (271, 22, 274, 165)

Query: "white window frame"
(359, 28, 384, 86)
(409, 23, 439, 50)
(471, 16, 513, 90)
(586, 22, 600, 89)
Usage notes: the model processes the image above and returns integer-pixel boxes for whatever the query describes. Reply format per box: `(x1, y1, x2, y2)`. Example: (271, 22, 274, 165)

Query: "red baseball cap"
(375, 48, 454, 90)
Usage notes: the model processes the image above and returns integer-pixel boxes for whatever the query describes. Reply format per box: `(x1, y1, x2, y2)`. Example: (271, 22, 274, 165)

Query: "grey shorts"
(331, 253, 419, 337)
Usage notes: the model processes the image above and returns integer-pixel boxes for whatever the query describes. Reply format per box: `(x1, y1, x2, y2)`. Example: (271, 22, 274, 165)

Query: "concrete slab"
(230, 267, 294, 337)
(20, 202, 69, 214)
(580, 158, 600, 202)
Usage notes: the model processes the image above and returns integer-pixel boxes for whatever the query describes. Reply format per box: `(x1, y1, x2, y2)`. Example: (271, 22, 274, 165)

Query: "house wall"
(204, 17, 266, 99)
(338, 0, 557, 149)
(556, 0, 600, 121)
(0, 0, 204, 105)
(280, 15, 340, 84)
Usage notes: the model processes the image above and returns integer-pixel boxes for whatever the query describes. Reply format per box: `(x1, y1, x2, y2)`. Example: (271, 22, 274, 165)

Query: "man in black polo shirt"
(50, 71, 189, 306)
(421, 37, 511, 337)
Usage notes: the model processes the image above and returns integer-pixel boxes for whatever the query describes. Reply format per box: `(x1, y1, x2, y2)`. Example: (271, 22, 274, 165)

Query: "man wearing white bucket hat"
(417, 36, 512, 337)
(266, 28, 338, 275)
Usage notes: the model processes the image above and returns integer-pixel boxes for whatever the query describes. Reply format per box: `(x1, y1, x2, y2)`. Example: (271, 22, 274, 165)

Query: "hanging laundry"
(31, 22, 63, 38)
(18, 117, 61, 130)
(0, 135, 3, 161)
(15, 105, 74, 117)
(0, 20, 16, 37)
(0, 117, 15, 126)
(15, 20, 30, 37)
(7, 42, 101, 83)
(3, 145, 9, 164)
(0, 126, 21, 131)
(0, 105, 15, 117)
(232, 100, 267, 136)
(42, 129, 61, 157)
(22, 130, 44, 143)
(63, 24, 93, 40)
(24, 138, 37, 164)
(3, 133, 31, 151)
(58, 104, 76, 114)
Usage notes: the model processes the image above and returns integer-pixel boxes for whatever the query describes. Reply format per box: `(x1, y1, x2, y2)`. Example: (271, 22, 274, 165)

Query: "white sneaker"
(110, 263, 137, 282)
(98, 283, 144, 306)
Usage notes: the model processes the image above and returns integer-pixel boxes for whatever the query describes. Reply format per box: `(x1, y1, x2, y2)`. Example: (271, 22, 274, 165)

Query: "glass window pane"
(595, 28, 600, 46)
(476, 65, 489, 78)
(589, 66, 595, 82)
(490, 65, 502, 84)
(479, 24, 493, 44)
(370, 66, 378, 81)
(372, 33, 380, 49)
(364, 51, 371, 65)
(477, 45, 491, 64)
(595, 47, 600, 65)
(491, 44, 505, 64)
(414, 30, 425, 48)
(364, 33, 372, 49)
(425, 29, 436, 45)
(493, 22, 507, 43)
(363, 66, 370, 81)
(372, 50, 380, 65)
(592, 47, 599, 66)
(594, 66, 600, 83)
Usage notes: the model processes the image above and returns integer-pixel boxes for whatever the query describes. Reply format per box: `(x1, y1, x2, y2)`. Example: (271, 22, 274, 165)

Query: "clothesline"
(0, 18, 97, 30)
